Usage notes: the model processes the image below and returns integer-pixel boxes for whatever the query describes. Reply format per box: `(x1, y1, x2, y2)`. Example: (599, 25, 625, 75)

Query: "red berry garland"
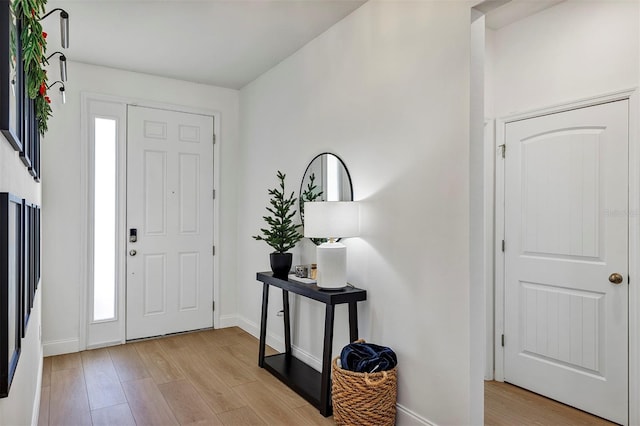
(14, 0, 52, 136)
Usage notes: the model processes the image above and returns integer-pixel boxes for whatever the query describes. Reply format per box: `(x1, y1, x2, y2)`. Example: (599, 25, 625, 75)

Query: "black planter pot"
(270, 252, 292, 278)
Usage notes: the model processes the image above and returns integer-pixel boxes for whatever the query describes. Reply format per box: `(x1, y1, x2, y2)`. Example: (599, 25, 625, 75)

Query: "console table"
(256, 272, 367, 417)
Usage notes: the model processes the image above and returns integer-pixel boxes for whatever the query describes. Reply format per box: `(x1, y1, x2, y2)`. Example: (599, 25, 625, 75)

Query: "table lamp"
(304, 201, 359, 289)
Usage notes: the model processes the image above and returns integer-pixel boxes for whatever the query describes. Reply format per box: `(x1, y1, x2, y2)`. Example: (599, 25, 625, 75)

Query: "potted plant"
(253, 171, 303, 277)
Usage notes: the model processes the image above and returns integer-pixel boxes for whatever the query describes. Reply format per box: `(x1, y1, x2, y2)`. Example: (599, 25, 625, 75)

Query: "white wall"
(484, 28, 495, 119)
(0, 293, 43, 426)
(0, 140, 41, 203)
(0, 135, 43, 424)
(237, 2, 477, 425)
(488, 0, 639, 117)
(41, 62, 240, 354)
(470, 9, 487, 419)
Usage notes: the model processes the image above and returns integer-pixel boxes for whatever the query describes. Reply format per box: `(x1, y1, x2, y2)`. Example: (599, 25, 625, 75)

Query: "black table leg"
(282, 289, 291, 358)
(348, 301, 359, 342)
(320, 304, 335, 417)
(258, 282, 270, 368)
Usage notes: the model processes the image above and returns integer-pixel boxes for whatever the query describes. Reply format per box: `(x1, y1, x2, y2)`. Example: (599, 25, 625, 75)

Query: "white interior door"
(504, 100, 629, 424)
(126, 106, 214, 340)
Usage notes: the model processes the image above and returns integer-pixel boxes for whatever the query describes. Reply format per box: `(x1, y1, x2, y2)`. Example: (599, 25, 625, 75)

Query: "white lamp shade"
(304, 202, 359, 239)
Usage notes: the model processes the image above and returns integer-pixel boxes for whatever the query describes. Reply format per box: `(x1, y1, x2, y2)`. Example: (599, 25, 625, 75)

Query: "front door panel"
(126, 106, 214, 340)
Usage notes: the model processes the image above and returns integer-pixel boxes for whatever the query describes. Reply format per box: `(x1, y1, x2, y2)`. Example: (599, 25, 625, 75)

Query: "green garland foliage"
(14, 0, 52, 135)
(253, 171, 303, 253)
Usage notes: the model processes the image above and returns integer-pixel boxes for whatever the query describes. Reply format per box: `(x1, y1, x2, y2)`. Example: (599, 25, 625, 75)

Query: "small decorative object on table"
(294, 265, 308, 278)
(310, 263, 317, 280)
(253, 171, 303, 278)
(287, 274, 316, 285)
(332, 340, 398, 426)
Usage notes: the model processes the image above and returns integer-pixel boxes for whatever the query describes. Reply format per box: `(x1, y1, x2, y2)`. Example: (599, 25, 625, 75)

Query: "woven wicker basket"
(332, 356, 398, 425)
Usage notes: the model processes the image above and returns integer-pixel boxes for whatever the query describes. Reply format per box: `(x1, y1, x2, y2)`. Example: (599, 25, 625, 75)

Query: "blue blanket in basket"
(340, 341, 397, 373)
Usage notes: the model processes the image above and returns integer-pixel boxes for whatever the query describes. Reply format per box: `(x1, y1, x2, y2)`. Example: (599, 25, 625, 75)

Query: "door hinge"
(212, 189, 216, 199)
(499, 144, 506, 159)
(212, 246, 215, 256)
(501, 334, 505, 347)
(212, 301, 215, 311)
(213, 134, 216, 145)
(501, 240, 505, 252)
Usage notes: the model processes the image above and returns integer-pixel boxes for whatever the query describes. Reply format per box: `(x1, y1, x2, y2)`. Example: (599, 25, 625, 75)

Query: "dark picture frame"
(20, 202, 39, 338)
(34, 206, 40, 291)
(29, 109, 40, 181)
(22, 201, 30, 335)
(20, 82, 42, 182)
(0, 192, 23, 398)
(21, 97, 40, 181)
(19, 78, 40, 181)
(0, 0, 23, 152)
(1, 1, 40, 182)
(19, 95, 31, 169)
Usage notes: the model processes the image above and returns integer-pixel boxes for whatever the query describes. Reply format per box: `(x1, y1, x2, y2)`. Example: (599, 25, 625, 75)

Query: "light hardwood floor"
(38, 327, 617, 426)
(485, 381, 616, 426)
(38, 327, 333, 426)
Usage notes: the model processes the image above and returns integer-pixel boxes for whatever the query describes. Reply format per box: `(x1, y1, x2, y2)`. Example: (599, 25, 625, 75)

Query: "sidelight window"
(92, 117, 117, 321)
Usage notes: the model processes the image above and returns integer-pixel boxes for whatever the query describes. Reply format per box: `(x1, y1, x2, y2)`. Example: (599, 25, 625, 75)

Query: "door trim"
(493, 88, 639, 425)
(82, 98, 128, 349)
(79, 92, 222, 349)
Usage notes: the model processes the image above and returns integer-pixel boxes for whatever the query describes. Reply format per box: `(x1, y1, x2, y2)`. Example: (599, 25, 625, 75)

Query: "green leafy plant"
(300, 172, 323, 217)
(300, 173, 326, 245)
(14, 0, 52, 135)
(253, 171, 303, 253)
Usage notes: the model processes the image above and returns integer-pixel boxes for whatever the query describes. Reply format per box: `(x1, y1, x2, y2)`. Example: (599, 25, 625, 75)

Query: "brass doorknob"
(609, 273, 624, 284)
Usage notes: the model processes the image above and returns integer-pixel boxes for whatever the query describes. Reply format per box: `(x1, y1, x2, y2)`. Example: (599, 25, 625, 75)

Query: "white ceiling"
(40, 0, 567, 89)
(485, 0, 565, 30)
(41, 0, 366, 89)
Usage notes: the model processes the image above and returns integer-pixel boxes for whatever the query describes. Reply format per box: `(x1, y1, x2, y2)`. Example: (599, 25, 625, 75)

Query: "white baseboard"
(396, 404, 436, 426)
(86, 340, 124, 351)
(237, 315, 286, 353)
(290, 343, 322, 372)
(43, 338, 80, 356)
(217, 314, 239, 329)
(236, 315, 325, 372)
(237, 316, 434, 425)
(236, 315, 321, 372)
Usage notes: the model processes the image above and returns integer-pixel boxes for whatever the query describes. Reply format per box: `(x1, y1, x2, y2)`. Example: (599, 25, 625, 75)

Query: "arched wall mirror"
(299, 153, 353, 242)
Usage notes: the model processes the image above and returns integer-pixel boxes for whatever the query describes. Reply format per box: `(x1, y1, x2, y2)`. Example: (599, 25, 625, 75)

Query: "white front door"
(126, 106, 214, 340)
(504, 100, 629, 424)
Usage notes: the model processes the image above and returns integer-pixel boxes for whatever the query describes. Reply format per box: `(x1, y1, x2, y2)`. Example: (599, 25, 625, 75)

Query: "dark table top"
(256, 272, 367, 305)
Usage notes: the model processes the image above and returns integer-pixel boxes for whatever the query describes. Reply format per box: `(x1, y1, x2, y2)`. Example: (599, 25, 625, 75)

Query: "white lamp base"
(316, 241, 347, 289)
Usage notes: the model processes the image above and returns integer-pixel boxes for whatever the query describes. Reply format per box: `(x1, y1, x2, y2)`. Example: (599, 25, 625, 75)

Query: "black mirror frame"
(299, 152, 354, 244)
